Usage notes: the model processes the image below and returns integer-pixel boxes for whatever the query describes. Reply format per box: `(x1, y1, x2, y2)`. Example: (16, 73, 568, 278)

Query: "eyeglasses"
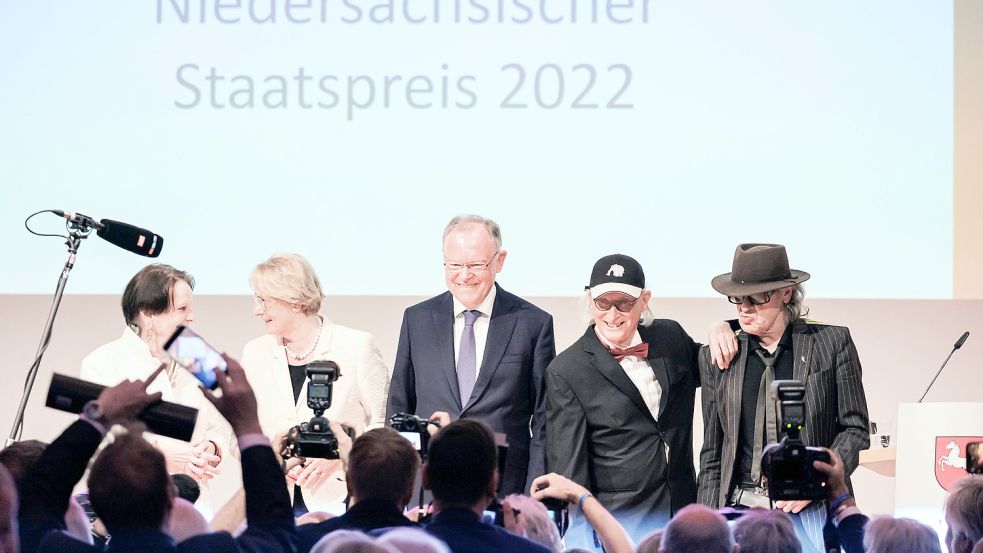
(253, 295, 273, 308)
(593, 295, 639, 313)
(727, 291, 773, 306)
(443, 251, 500, 274)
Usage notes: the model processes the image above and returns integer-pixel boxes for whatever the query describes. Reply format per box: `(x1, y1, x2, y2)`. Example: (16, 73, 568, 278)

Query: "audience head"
(0, 465, 19, 553)
(88, 432, 172, 533)
(170, 473, 201, 504)
(503, 494, 562, 553)
(732, 508, 800, 553)
(377, 527, 451, 553)
(659, 504, 736, 553)
(864, 516, 941, 553)
(442, 214, 506, 310)
(946, 477, 983, 553)
(310, 530, 399, 553)
(121, 264, 195, 343)
(424, 419, 497, 510)
(347, 427, 420, 506)
(166, 497, 210, 542)
(0, 439, 48, 485)
(636, 529, 663, 553)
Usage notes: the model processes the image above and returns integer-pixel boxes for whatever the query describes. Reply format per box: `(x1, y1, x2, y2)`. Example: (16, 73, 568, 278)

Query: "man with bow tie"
(545, 254, 720, 549)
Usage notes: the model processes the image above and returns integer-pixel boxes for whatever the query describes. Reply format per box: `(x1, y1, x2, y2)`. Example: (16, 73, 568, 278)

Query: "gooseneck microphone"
(918, 331, 970, 403)
(52, 210, 163, 257)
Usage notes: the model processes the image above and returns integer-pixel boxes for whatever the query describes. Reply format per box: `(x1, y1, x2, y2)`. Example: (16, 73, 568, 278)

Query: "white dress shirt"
(452, 284, 497, 378)
(595, 328, 662, 422)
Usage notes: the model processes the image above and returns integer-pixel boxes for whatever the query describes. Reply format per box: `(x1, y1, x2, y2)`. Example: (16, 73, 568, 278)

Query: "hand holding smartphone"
(164, 326, 228, 390)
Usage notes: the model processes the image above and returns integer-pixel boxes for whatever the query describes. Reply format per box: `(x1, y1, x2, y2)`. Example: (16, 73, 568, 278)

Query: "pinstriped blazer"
(697, 319, 870, 509)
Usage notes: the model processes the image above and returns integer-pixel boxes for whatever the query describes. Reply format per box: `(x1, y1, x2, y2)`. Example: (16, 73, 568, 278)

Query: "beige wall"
(1, 293, 980, 516)
(955, 0, 983, 298)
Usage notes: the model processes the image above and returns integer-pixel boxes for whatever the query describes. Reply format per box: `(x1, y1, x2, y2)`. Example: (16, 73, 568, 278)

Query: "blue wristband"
(829, 492, 851, 514)
(578, 492, 593, 509)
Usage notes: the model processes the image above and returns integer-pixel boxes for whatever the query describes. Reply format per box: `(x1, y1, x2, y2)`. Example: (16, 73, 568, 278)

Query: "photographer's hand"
(96, 363, 166, 425)
(427, 411, 451, 436)
(774, 499, 811, 514)
(812, 447, 850, 500)
(530, 472, 589, 504)
(200, 355, 262, 437)
(328, 421, 353, 469)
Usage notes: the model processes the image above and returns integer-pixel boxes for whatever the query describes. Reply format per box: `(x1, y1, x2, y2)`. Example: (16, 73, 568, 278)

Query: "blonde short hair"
(249, 252, 325, 315)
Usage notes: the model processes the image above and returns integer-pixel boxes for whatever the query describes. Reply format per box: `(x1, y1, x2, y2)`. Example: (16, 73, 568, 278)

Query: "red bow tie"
(607, 343, 649, 361)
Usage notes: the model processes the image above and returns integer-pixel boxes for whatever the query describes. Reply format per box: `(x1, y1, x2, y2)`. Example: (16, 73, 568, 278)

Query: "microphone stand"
(7, 222, 94, 445)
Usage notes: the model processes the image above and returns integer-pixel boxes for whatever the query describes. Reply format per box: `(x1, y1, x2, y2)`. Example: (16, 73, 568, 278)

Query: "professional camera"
(761, 380, 831, 501)
(389, 412, 436, 459)
(281, 361, 352, 460)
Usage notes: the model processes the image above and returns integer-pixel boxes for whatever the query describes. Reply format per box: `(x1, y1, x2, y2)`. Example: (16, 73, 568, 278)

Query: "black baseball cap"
(586, 254, 645, 298)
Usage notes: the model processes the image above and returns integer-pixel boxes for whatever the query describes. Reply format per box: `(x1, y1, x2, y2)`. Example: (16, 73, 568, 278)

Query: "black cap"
(586, 254, 645, 298)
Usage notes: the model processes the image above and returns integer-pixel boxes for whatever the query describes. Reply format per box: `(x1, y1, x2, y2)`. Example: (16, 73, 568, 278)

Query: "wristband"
(829, 492, 852, 514)
(578, 492, 593, 509)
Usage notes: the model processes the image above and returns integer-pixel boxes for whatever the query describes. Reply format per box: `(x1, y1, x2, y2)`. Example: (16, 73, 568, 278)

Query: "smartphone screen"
(164, 325, 227, 390)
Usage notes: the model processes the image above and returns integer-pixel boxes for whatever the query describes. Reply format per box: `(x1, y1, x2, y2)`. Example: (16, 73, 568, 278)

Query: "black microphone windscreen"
(955, 331, 970, 350)
(96, 219, 163, 258)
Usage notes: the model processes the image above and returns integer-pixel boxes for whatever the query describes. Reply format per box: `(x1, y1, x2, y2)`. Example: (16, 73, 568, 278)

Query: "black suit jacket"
(296, 499, 416, 553)
(546, 321, 700, 545)
(19, 420, 295, 553)
(387, 284, 555, 494)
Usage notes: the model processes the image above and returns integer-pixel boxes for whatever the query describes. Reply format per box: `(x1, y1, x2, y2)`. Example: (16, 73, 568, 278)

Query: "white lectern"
(894, 402, 983, 532)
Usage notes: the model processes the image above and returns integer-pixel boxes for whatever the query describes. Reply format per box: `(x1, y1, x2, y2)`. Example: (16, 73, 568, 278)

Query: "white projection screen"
(0, 1, 955, 298)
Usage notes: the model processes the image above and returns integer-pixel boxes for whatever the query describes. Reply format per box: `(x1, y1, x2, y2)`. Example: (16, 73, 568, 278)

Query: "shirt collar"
(452, 283, 497, 319)
(749, 323, 793, 352)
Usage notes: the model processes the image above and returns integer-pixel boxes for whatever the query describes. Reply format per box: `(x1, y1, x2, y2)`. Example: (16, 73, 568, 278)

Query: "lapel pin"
(800, 356, 806, 363)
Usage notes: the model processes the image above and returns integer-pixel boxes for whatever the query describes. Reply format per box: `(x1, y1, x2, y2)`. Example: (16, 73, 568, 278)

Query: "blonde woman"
(241, 252, 389, 515)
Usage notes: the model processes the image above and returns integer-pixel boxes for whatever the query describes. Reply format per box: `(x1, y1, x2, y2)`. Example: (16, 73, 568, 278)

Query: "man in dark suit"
(296, 427, 419, 552)
(387, 215, 555, 495)
(697, 243, 870, 553)
(547, 254, 703, 548)
(422, 419, 550, 553)
(19, 358, 296, 553)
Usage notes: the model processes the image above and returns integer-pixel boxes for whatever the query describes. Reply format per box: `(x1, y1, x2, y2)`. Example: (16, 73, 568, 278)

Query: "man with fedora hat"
(697, 243, 870, 553)
(546, 253, 733, 549)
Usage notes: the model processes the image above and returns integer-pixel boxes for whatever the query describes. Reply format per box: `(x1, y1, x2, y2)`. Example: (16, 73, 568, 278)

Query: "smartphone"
(968, 442, 982, 474)
(164, 325, 227, 390)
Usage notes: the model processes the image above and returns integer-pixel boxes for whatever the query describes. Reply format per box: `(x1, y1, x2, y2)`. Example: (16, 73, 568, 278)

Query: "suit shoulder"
(404, 293, 450, 314)
(328, 322, 374, 343)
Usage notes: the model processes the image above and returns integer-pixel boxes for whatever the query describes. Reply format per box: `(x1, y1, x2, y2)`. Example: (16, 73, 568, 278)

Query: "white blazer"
(79, 327, 239, 519)
(240, 320, 390, 513)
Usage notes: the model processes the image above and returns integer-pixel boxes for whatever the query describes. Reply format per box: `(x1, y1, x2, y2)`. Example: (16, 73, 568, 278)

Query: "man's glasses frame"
(443, 251, 500, 274)
(593, 295, 639, 313)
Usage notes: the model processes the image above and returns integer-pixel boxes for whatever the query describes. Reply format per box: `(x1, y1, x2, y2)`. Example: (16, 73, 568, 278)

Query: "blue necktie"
(457, 309, 480, 405)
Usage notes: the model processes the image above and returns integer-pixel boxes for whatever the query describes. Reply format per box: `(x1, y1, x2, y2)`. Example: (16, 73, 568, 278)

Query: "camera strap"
(750, 347, 781, 483)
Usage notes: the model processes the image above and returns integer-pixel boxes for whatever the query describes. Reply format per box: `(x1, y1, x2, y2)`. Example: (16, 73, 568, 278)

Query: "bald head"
(660, 504, 736, 553)
(0, 465, 19, 553)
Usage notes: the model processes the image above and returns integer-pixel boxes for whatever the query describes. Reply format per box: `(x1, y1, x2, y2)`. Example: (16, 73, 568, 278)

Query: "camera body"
(762, 380, 831, 501)
(389, 412, 432, 458)
(282, 361, 352, 460)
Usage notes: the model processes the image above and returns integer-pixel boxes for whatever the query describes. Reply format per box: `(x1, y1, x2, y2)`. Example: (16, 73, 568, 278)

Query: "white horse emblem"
(607, 264, 625, 277)
(938, 440, 967, 472)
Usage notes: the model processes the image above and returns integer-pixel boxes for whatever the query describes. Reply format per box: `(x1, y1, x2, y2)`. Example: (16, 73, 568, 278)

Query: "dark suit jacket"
(296, 499, 416, 553)
(424, 508, 551, 553)
(19, 420, 295, 553)
(697, 319, 870, 549)
(546, 321, 701, 544)
(387, 284, 555, 494)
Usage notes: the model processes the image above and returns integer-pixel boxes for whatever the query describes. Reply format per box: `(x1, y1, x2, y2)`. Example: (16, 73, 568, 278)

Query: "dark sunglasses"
(727, 291, 773, 306)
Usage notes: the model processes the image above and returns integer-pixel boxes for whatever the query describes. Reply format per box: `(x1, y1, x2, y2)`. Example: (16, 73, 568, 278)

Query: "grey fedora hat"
(710, 243, 810, 296)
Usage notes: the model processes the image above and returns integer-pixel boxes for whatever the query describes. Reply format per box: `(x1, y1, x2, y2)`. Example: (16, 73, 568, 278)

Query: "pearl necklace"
(284, 315, 323, 362)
